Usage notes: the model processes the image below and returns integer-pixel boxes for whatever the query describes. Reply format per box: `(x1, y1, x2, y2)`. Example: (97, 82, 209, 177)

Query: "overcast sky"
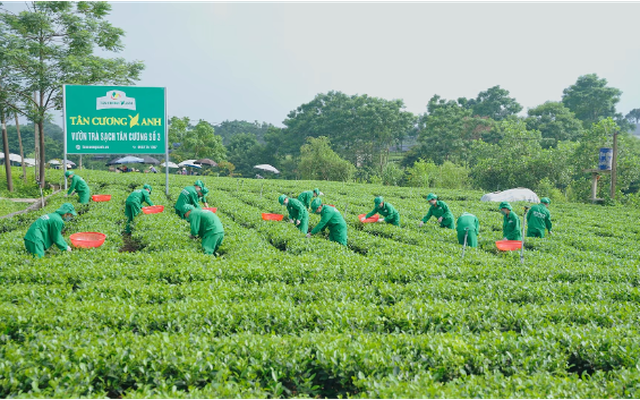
(4, 1, 640, 127)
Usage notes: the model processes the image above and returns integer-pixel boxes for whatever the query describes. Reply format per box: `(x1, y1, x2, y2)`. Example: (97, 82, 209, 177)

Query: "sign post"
(63, 85, 168, 194)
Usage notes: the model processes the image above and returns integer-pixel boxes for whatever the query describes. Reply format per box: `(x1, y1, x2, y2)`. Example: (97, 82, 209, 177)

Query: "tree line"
(2, 3, 639, 204)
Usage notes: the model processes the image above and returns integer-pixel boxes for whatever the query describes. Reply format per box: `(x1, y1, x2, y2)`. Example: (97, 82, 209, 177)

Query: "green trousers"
(296, 216, 309, 234)
(24, 239, 45, 258)
(385, 213, 400, 226)
(328, 226, 347, 246)
(125, 201, 142, 233)
(526, 228, 546, 238)
(202, 232, 224, 255)
(78, 190, 91, 204)
(457, 230, 478, 247)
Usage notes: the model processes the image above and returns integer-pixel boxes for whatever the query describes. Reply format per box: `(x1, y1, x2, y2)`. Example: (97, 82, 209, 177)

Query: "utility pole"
(610, 128, 618, 199)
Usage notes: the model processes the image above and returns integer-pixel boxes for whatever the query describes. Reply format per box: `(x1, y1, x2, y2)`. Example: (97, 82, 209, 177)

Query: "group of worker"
(276, 191, 553, 250)
(25, 171, 552, 257)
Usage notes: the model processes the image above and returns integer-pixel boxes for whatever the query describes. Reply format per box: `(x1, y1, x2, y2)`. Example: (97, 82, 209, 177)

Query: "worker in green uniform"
(298, 188, 323, 209)
(362, 196, 400, 226)
(306, 198, 347, 245)
(199, 187, 210, 207)
(24, 203, 77, 258)
(279, 194, 309, 234)
(499, 201, 522, 241)
(183, 204, 224, 255)
(420, 193, 454, 229)
(65, 171, 91, 204)
(174, 181, 207, 219)
(526, 197, 553, 238)
(124, 184, 154, 233)
(456, 212, 479, 247)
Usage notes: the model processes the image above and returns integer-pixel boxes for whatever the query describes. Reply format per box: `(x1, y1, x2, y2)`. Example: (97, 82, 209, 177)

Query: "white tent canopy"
(160, 161, 179, 168)
(480, 188, 540, 203)
(254, 164, 280, 174)
(22, 158, 36, 166)
(0, 153, 23, 162)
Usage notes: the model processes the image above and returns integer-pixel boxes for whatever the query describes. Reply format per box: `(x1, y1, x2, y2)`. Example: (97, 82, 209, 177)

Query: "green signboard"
(64, 85, 166, 154)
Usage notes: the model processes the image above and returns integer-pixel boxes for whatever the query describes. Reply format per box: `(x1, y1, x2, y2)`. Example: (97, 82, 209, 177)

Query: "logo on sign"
(96, 90, 136, 111)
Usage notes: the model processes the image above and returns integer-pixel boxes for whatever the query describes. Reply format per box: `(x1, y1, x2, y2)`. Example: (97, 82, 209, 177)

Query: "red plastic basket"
(70, 232, 106, 248)
(142, 205, 164, 214)
(327, 204, 336, 207)
(358, 213, 380, 223)
(203, 207, 217, 213)
(496, 240, 522, 251)
(92, 194, 111, 202)
(262, 213, 284, 221)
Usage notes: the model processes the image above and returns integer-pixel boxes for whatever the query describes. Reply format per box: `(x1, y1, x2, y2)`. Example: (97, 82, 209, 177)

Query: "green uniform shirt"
(311, 205, 347, 245)
(286, 198, 308, 221)
(67, 175, 91, 203)
(174, 186, 203, 217)
(526, 204, 552, 238)
(189, 209, 224, 238)
(24, 212, 68, 251)
(298, 191, 314, 208)
(126, 189, 154, 208)
(422, 200, 454, 229)
(366, 202, 400, 225)
(503, 210, 522, 240)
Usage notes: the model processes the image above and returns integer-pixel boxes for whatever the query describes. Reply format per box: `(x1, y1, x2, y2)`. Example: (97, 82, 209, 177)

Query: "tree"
(458, 85, 522, 121)
(298, 136, 355, 182)
(562, 74, 622, 129)
(525, 101, 583, 148)
(227, 133, 274, 177)
(214, 120, 273, 145)
(0, 1, 144, 187)
(626, 109, 640, 125)
(282, 91, 415, 172)
(410, 95, 495, 165)
(182, 120, 226, 161)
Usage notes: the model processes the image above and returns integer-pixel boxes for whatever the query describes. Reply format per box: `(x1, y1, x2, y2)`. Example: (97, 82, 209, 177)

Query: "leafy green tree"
(471, 119, 545, 190)
(626, 108, 640, 125)
(283, 91, 415, 172)
(227, 133, 274, 177)
(562, 74, 622, 129)
(298, 136, 355, 182)
(0, 1, 144, 187)
(183, 120, 226, 161)
(525, 101, 583, 148)
(458, 85, 522, 120)
(214, 120, 273, 145)
(411, 95, 495, 165)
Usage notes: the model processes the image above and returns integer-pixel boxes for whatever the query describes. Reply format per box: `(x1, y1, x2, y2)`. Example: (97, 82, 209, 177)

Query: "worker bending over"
(500, 201, 522, 241)
(125, 184, 154, 233)
(420, 193, 454, 229)
(24, 203, 77, 258)
(279, 194, 309, 234)
(65, 171, 91, 204)
(174, 180, 208, 219)
(456, 212, 479, 247)
(526, 197, 553, 238)
(183, 205, 225, 255)
(362, 196, 400, 226)
(298, 188, 323, 209)
(307, 198, 347, 246)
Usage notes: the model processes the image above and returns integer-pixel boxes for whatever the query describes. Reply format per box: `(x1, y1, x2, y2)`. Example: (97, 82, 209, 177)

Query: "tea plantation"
(1, 169, 639, 398)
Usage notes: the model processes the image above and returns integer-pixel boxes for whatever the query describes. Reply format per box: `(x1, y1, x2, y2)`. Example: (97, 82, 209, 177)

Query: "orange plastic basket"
(70, 232, 106, 248)
(142, 205, 164, 214)
(358, 213, 380, 223)
(495, 240, 522, 251)
(92, 194, 111, 202)
(203, 207, 217, 213)
(262, 213, 284, 221)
